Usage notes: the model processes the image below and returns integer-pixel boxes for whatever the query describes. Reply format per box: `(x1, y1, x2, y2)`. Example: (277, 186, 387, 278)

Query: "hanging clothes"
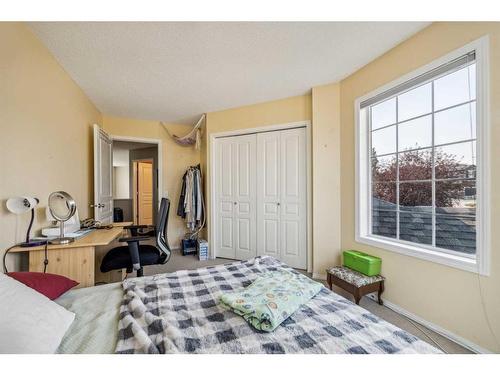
(195, 168, 202, 222)
(177, 171, 187, 218)
(177, 165, 205, 235)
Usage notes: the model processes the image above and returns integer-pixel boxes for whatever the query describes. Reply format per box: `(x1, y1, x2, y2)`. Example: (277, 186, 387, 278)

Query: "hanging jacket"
(177, 172, 187, 218)
(194, 168, 202, 222)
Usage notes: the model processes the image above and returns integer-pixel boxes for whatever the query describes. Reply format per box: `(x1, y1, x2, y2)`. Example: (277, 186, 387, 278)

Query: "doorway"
(111, 139, 160, 225)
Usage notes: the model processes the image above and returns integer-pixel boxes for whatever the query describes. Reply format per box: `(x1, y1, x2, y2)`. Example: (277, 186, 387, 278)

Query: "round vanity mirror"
(48, 191, 77, 244)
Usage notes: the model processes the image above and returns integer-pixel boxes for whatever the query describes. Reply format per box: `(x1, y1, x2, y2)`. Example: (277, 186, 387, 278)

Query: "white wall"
(112, 148, 130, 199)
(113, 148, 129, 167)
(113, 166, 129, 199)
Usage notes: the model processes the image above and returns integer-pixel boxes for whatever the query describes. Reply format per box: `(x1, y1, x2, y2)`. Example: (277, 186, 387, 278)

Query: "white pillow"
(0, 272, 75, 353)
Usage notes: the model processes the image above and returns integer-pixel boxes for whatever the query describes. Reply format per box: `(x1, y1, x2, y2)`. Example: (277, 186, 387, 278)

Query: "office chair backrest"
(156, 198, 172, 263)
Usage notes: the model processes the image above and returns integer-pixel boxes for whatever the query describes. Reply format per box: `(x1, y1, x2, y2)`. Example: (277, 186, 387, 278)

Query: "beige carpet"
(142, 249, 472, 354)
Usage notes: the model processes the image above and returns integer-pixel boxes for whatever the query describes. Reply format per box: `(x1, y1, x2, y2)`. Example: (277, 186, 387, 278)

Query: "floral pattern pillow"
(219, 269, 323, 332)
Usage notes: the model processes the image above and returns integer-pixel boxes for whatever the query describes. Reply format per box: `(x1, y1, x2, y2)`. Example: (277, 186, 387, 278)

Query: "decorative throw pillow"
(7, 272, 78, 300)
(0, 273, 75, 353)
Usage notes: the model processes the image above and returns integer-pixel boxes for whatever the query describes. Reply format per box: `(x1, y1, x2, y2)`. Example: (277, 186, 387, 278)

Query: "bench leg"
(354, 289, 362, 305)
(327, 274, 333, 290)
(377, 280, 385, 305)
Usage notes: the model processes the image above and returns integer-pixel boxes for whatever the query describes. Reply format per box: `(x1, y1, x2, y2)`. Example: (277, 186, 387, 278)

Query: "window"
(356, 37, 490, 274)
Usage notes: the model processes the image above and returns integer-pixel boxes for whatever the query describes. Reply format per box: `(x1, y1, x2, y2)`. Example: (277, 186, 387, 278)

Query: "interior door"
(215, 134, 257, 260)
(279, 128, 307, 269)
(215, 138, 236, 259)
(256, 131, 281, 258)
(93, 124, 113, 224)
(137, 161, 153, 225)
(233, 134, 257, 260)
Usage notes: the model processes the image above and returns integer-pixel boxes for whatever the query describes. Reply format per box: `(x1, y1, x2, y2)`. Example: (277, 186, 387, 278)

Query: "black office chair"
(100, 198, 172, 277)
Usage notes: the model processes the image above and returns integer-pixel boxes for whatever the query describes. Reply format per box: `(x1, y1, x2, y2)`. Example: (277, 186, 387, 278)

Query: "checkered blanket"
(115, 256, 440, 354)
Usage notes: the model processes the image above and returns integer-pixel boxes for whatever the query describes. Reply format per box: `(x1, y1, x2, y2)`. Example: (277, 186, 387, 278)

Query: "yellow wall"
(339, 22, 500, 352)
(102, 115, 200, 248)
(203, 94, 312, 265)
(311, 83, 342, 278)
(0, 23, 102, 271)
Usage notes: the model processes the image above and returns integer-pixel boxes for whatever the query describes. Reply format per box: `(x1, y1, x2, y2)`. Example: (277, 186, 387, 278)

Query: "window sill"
(356, 235, 480, 274)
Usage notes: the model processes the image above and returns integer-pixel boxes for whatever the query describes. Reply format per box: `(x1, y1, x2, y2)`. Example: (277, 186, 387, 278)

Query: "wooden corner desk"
(9, 222, 133, 288)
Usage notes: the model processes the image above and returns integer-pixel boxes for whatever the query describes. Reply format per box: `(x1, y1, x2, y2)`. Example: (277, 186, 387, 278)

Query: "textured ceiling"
(29, 22, 429, 124)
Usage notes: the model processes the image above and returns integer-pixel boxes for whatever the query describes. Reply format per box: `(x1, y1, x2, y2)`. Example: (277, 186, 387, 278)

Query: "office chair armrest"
(119, 236, 150, 243)
(124, 225, 155, 237)
(124, 225, 150, 230)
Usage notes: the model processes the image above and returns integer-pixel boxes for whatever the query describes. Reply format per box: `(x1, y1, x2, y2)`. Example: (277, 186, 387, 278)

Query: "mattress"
(55, 282, 123, 354)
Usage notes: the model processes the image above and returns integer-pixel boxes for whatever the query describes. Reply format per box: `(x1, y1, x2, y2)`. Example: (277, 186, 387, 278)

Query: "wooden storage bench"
(327, 266, 385, 305)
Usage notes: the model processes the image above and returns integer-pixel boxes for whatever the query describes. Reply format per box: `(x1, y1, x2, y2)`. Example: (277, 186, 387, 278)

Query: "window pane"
(435, 102, 476, 146)
(371, 125, 396, 156)
(398, 115, 432, 151)
(398, 83, 432, 122)
(372, 182, 397, 210)
(468, 64, 476, 101)
(436, 215, 476, 254)
(436, 179, 476, 216)
(435, 141, 476, 179)
(398, 150, 432, 181)
(372, 154, 396, 182)
(372, 210, 397, 239)
(399, 212, 432, 245)
(434, 65, 475, 111)
(399, 181, 432, 212)
(371, 98, 396, 130)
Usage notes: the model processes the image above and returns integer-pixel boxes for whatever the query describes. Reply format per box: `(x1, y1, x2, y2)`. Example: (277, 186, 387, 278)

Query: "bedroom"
(1, 0, 499, 370)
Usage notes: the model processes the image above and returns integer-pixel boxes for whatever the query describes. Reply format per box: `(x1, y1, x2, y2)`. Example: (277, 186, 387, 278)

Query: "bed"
(55, 256, 440, 354)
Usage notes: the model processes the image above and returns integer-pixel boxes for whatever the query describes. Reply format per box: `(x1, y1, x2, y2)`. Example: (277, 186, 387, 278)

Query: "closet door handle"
(234, 202, 237, 205)
(277, 202, 280, 206)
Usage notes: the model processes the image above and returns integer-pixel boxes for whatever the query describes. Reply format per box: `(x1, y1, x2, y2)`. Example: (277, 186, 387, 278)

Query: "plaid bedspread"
(115, 256, 440, 354)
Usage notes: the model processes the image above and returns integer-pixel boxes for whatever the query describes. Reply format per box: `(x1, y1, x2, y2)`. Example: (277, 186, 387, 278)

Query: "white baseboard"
(366, 294, 491, 354)
(312, 272, 327, 280)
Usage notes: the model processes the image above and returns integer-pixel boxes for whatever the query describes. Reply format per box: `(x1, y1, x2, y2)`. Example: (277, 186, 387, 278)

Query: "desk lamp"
(6, 196, 46, 247)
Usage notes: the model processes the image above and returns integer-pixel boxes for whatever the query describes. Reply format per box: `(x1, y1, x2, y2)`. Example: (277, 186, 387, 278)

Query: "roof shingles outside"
(372, 198, 476, 254)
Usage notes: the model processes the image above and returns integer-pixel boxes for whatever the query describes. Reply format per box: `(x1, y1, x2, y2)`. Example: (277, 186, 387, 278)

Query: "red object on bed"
(7, 272, 78, 300)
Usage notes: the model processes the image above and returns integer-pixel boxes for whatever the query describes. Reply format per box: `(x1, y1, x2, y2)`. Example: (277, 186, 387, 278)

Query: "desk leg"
(29, 246, 95, 289)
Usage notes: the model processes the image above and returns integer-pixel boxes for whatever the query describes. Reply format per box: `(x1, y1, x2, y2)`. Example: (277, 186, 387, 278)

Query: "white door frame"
(109, 135, 163, 216)
(209, 120, 312, 272)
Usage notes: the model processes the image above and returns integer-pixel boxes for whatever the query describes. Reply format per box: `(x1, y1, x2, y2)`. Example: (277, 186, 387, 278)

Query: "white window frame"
(355, 36, 490, 275)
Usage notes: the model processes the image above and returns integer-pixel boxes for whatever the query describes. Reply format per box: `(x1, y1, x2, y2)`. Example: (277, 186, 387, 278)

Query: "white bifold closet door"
(215, 134, 257, 260)
(214, 127, 306, 269)
(256, 128, 307, 269)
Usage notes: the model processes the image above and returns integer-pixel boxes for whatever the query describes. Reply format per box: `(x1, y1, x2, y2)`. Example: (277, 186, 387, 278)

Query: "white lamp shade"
(6, 197, 39, 214)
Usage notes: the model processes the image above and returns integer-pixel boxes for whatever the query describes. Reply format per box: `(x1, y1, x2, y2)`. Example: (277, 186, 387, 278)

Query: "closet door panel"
(216, 139, 236, 259)
(234, 134, 257, 260)
(256, 132, 281, 257)
(280, 128, 307, 269)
